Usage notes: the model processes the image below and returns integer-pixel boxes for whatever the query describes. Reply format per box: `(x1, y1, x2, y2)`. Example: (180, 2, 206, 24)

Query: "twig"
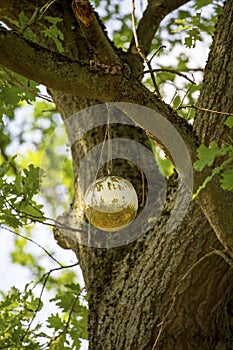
(21, 262, 79, 343)
(0, 225, 62, 266)
(139, 68, 196, 85)
(0, 344, 12, 349)
(192, 157, 233, 200)
(0, 69, 53, 102)
(39, 0, 58, 15)
(177, 105, 233, 117)
(169, 89, 179, 106)
(175, 83, 195, 110)
(131, 0, 147, 62)
(131, 0, 160, 96)
(140, 169, 145, 207)
(33, 262, 79, 290)
(149, 46, 166, 63)
(47, 287, 85, 348)
(21, 0, 59, 34)
(1, 199, 86, 233)
(0, 145, 18, 175)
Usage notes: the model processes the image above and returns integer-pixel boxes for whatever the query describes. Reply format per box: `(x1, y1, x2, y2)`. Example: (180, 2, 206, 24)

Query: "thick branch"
(72, 0, 120, 65)
(129, 0, 190, 57)
(0, 28, 123, 100)
(0, 28, 197, 159)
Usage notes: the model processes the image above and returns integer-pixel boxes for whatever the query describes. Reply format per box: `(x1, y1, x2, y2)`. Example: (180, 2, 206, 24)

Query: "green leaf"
(19, 9, 39, 29)
(0, 10, 38, 41)
(0, 68, 39, 120)
(1, 212, 22, 228)
(172, 24, 191, 33)
(174, 19, 187, 24)
(49, 336, 70, 350)
(15, 173, 23, 193)
(47, 313, 65, 331)
(184, 28, 201, 48)
(171, 12, 202, 48)
(22, 164, 43, 198)
(50, 283, 81, 312)
(220, 169, 233, 190)
(195, 0, 215, 10)
(11, 249, 35, 266)
(172, 95, 181, 109)
(194, 142, 224, 171)
(20, 203, 44, 219)
(0, 13, 19, 28)
(19, 11, 31, 28)
(225, 116, 233, 128)
(192, 165, 222, 199)
(42, 16, 64, 53)
(0, 161, 45, 228)
(0, 160, 10, 177)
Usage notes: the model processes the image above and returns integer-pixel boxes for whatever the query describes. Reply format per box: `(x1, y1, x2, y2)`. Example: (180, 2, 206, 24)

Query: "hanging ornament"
(84, 175, 138, 232)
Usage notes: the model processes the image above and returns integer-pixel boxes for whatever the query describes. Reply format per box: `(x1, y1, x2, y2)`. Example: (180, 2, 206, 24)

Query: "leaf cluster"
(0, 9, 64, 53)
(171, 13, 202, 48)
(141, 2, 223, 113)
(0, 285, 44, 349)
(0, 161, 45, 227)
(194, 116, 233, 197)
(0, 68, 39, 122)
(0, 279, 87, 349)
(47, 283, 88, 350)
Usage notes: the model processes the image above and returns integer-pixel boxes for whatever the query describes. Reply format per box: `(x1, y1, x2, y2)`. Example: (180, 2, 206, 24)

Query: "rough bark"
(193, 0, 233, 253)
(73, 202, 233, 350)
(0, 0, 233, 349)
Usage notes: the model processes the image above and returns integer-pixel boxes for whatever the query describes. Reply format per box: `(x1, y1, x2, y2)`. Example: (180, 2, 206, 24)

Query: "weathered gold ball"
(84, 176, 138, 232)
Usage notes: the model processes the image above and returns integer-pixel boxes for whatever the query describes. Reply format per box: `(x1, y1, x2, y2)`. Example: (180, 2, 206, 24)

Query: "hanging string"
(86, 103, 112, 243)
(106, 103, 113, 176)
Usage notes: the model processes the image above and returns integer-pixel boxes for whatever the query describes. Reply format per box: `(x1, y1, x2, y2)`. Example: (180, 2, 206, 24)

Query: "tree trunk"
(0, 0, 233, 349)
(65, 1, 233, 348)
(193, 0, 233, 254)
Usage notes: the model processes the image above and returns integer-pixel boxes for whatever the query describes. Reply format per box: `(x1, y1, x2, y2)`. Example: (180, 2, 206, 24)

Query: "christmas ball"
(84, 176, 138, 232)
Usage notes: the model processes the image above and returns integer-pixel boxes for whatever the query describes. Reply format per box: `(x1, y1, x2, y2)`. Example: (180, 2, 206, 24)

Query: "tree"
(0, 0, 233, 349)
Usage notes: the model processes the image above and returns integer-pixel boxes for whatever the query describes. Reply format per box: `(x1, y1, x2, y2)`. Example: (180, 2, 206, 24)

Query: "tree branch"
(1, 225, 62, 266)
(0, 28, 123, 100)
(129, 0, 190, 57)
(72, 0, 120, 65)
(0, 27, 198, 162)
(140, 68, 196, 84)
